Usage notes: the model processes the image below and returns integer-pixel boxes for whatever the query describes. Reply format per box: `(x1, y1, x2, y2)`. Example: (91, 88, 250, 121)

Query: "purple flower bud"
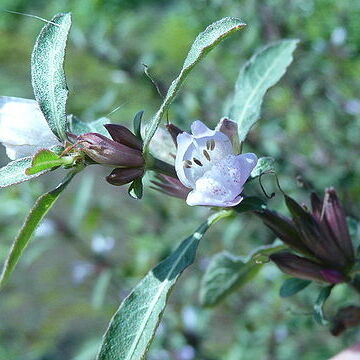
(285, 195, 348, 269)
(151, 174, 190, 199)
(106, 167, 144, 186)
(78, 133, 144, 167)
(255, 209, 312, 256)
(215, 117, 240, 154)
(166, 123, 183, 146)
(322, 188, 354, 263)
(104, 124, 143, 150)
(310, 192, 323, 220)
(270, 252, 345, 283)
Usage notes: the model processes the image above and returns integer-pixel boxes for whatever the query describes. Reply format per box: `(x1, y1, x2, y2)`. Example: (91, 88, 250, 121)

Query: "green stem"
(147, 155, 177, 178)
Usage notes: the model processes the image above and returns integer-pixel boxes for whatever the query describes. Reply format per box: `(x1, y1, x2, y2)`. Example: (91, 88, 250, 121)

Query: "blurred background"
(0, 0, 360, 359)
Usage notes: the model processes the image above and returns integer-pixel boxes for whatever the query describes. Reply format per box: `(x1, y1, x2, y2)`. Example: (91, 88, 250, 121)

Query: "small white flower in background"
(91, 234, 115, 253)
(175, 119, 257, 207)
(0, 96, 61, 160)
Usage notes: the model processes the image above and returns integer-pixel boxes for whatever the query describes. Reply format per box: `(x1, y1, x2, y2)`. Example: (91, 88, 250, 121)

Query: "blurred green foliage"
(0, 0, 360, 359)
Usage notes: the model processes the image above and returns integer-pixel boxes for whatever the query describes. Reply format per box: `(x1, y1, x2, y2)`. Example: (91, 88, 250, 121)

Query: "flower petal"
(190, 120, 216, 137)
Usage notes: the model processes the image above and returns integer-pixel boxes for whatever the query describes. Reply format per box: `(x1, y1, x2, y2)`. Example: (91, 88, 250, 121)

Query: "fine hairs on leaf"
(0, 171, 76, 290)
(31, 12, 71, 141)
(96, 210, 231, 360)
(142, 17, 246, 152)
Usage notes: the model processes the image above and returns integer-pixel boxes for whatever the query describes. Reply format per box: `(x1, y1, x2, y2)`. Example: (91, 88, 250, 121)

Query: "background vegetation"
(0, 0, 359, 359)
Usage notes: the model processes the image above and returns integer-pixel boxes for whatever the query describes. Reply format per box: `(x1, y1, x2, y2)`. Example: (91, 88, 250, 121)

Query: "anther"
(210, 139, 216, 150)
(203, 149, 211, 161)
(193, 158, 203, 166)
(183, 160, 192, 168)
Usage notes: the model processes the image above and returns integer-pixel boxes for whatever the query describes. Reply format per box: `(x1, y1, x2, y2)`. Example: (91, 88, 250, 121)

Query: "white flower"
(0, 96, 61, 160)
(175, 120, 257, 207)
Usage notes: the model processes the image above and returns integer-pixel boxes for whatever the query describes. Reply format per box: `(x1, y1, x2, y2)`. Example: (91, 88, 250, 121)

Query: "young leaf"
(230, 39, 298, 142)
(313, 285, 334, 325)
(0, 172, 75, 290)
(143, 17, 246, 152)
(67, 115, 110, 136)
(200, 241, 286, 307)
(96, 210, 230, 360)
(133, 110, 144, 140)
(128, 178, 143, 199)
(250, 156, 275, 179)
(279, 278, 311, 298)
(25, 149, 74, 175)
(31, 13, 71, 141)
(0, 157, 49, 188)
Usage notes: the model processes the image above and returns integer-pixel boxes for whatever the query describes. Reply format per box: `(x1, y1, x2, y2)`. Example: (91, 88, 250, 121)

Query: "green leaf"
(128, 177, 143, 199)
(200, 252, 261, 307)
(96, 210, 230, 360)
(67, 115, 110, 136)
(143, 17, 246, 151)
(279, 278, 311, 298)
(31, 13, 72, 141)
(0, 157, 49, 188)
(230, 39, 298, 142)
(25, 149, 75, 175)
(0, 172, 75, 290)
(234, 196, 266, 213)
(200, 241, 286, 307)
(133, 110, 144, 140)
(313, 285, 334, 325)
(250, 156, 276, 179)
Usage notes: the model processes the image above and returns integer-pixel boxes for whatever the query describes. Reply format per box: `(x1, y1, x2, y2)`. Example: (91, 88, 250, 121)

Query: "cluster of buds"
(256, 188, 355, 284)
(76, 124, 145, 186)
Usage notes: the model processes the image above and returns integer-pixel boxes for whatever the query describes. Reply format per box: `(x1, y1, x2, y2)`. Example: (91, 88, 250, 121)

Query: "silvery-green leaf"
(67, 115, 110, 136)
(96, 210, 230, 360)
(230, 40, 298, 142)
(0, 157, 48, 188)
(31, 13, 71, 141)
(200, 241, 286, 307)
(0, 172, 75, 289)
(250, 156, 275, 179)
(143, 17, 246, 152)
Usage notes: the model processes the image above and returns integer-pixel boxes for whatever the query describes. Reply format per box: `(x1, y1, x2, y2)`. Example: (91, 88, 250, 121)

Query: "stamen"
(206, 140, 211, 150)
(183, 160, 192, 168)
(210, 139, 215, 150)
(193, 158, 203, 166)
(203, 149, 211, 161)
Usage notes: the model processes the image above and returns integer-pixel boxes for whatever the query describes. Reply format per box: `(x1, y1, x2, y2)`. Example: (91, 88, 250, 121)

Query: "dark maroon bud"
(150, 174, 190, 199)
(215, 117, 240, 154)
(106, 167, 144, 186)
(255, 209, 312, 256)
(270, 252, 345, 283)
(78, 133, 144, 167)
(320, 269, 346, 284)
(322, 188, 354, 263)
(285, 195, 348, 269)
(104, 124, 143, 150)
(310, 192, 323, 220)
(166, 123, 183, 146)
(331, 306, 360, 336)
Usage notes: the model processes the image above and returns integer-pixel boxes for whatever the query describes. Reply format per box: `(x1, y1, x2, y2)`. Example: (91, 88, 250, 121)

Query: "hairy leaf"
(230, 39, 298, 141)
(279, 278, 311, 298)
(143, 17, 246, 151)
(0, 157, 49, 188)
(250, 156, 275, 179)
(31, 13, 71, 141)
(0, 172, 75, 289)
(200, 242, 286, 306)
(96, 210, 230, 360)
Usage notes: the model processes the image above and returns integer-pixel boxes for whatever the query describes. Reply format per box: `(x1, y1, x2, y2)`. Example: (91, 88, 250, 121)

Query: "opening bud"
(106, 168, 144, 186)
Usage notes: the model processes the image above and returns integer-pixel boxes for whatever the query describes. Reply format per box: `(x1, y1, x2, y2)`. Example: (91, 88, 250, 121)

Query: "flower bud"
(106, 167, 144, 186)
(270, 252, 346, 283)
(104, 124, 143, 150)
(215, 117, 240, 154)
(78, 133, 144, 167)
(166, 123, 183, 146)
(151, 174, 190, 199)
(322, 187, 354, 263)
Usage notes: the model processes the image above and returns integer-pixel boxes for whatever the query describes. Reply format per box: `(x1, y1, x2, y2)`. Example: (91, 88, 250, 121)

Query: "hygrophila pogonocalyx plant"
(4, 11, 358, 359)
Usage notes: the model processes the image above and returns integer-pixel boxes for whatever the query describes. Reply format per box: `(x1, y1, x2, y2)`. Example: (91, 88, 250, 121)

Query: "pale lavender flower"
(175, 120, 257, 207)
